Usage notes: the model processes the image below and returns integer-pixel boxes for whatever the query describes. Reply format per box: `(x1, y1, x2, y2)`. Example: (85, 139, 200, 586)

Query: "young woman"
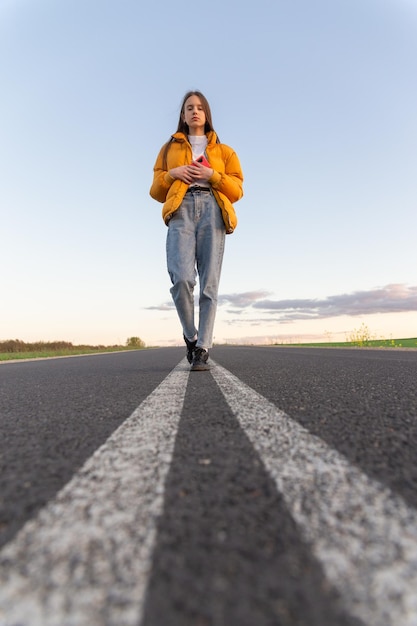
(150, 91, 244, 370)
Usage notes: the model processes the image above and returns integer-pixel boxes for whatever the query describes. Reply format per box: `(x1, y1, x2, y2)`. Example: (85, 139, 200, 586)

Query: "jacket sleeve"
(149, 145, 176, 203)
(209, 148, 243, 204)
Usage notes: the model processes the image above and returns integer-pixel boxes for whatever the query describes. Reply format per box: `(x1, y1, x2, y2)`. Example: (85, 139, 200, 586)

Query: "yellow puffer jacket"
(150, 131, 243, 234)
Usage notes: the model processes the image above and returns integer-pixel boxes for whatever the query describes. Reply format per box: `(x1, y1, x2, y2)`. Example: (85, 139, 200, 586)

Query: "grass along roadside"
(0, 347, 144, 362)
(274, 325, 417, 349)
(0, 339, 147, 362)
(274, 337, 417, 349)
(1, 337, 416, 362)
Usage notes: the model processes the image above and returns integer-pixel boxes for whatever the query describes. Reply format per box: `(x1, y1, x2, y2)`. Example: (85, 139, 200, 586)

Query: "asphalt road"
(0, 346, 416, 626)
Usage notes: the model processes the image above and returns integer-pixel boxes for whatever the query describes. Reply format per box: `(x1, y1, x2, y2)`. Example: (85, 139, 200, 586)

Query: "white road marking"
(210, 361, 417, 626)
(0, 361, 190, 626)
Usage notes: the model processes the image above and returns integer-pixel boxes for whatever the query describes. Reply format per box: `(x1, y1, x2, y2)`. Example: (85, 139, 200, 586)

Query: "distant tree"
(126, 336, 145, 349)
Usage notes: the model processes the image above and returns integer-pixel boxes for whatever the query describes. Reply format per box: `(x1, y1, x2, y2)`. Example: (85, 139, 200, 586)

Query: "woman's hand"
(169, 163, 214, 183)
(169, 165, 195, 183)
(190, 161, 214, 181)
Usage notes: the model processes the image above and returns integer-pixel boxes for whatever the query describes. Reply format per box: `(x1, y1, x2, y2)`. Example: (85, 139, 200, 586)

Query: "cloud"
(218, 291, 272, 308)
(145, 284, 417, 322)
(145, 302, 175, 311)
(251, 284, 417, 321)
(146, 290, 272, 312)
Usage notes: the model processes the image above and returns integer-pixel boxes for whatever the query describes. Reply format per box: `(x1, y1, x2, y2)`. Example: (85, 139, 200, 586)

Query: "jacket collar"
(171, 130, 218, 145)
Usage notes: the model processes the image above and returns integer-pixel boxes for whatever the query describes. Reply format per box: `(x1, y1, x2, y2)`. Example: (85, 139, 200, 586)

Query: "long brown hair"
(162, 91, 220, 169)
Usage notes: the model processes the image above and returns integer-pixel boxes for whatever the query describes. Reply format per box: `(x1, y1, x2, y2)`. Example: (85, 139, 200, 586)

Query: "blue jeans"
(166, 189, 226, 350)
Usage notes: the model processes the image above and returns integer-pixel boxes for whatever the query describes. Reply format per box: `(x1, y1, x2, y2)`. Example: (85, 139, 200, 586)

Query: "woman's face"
(183, 95, 206, 135)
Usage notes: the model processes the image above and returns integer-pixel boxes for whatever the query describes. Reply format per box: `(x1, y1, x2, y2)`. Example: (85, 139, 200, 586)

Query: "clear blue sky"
(1, 0, 416, 346)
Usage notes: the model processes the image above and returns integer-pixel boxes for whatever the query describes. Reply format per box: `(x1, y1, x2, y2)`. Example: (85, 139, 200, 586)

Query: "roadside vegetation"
(275, 324, 417, 348)
(0, 337, 146, 362)
(1, 325, 416, 362)
(283, 337, 417, 348)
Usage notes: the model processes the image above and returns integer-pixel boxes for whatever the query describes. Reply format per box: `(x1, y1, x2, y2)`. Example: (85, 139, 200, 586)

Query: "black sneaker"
(184, 335, 197, 364)
(191, 347, 210, 371)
